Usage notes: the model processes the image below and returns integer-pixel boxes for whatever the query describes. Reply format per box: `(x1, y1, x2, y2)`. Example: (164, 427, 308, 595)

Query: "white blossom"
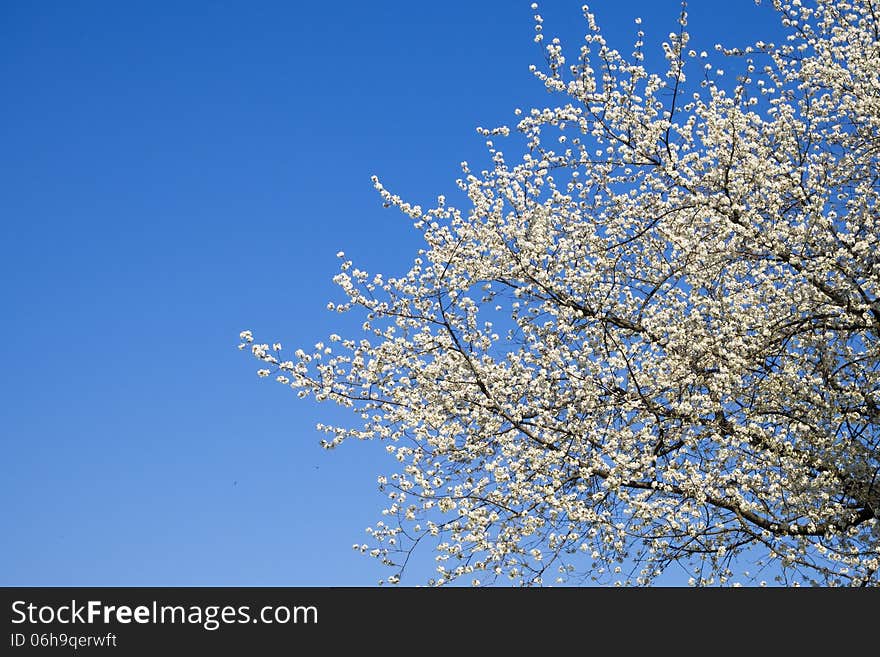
(242, 0, 880, 588)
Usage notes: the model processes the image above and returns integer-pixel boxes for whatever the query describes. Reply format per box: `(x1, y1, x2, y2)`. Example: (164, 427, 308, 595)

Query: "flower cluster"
(242, 0, 879, 586)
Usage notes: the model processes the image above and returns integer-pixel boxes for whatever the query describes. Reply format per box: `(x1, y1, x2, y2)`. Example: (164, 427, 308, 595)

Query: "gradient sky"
(2, 1, 786, 586)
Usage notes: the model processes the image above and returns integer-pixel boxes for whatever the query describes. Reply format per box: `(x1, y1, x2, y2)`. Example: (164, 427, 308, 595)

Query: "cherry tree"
(241, 0, 879, 586)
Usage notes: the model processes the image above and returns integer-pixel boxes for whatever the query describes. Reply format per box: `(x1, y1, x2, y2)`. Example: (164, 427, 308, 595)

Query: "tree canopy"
(241, 0, 879, 586)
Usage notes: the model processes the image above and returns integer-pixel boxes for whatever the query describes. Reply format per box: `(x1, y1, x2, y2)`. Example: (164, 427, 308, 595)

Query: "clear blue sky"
(1, 1, 784, 586)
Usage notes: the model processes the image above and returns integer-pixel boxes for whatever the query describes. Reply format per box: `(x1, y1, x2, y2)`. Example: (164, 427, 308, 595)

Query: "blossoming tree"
(241, 0, 879, 586)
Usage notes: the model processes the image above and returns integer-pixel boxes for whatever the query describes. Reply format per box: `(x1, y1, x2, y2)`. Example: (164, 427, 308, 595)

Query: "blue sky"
(1, 1, 785, 586)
